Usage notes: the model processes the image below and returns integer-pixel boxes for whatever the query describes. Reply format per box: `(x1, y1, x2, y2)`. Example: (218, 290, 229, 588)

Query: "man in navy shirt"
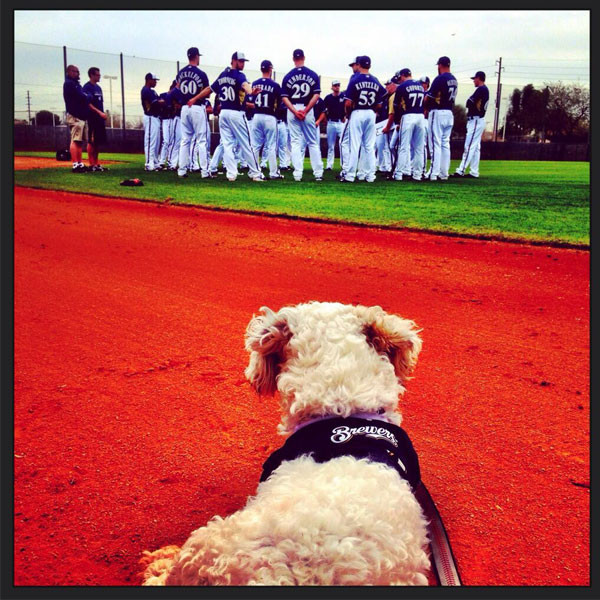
(249, 60, 284, 179)
(341, 56, 385, 183)
(63, 64, 91, 172)
(453, 71, 489, 178)
(141, 72, 165, 171)
(174, 47, 211, 178)
(280, 49, 323, 182)
(316, 80, 346, 171)
(190, 51, 264, 182)
(425, 56, 458, 181)
(83, 67, 108, 172)
(391, 68, 426, 181)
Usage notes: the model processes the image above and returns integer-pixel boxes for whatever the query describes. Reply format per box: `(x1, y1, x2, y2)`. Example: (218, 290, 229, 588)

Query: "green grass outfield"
(14, 151, 589, 247)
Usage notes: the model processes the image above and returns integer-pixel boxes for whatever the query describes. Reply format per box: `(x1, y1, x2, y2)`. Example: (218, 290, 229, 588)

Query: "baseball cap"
(232, 51, 249, 61)
(293, 49, 305, 59)
(187, 47, 201, 59)
(399, 68, 412, 78)
(419, 75, 430, 85)
(471, 70, 486, 81)
(436, 56, 451, 67)
(145, 72, 159, 81)
(358, 55, 371, 69)
(261, 59, 273, 71)
(348, 56, 360, 67)
(391, 71, 402, 83)
(332, 79, 341, 86)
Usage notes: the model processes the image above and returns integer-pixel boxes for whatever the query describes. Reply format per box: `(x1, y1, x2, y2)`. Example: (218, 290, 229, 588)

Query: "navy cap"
(436, 56, 451, 67)
(293, 49, 305, 59)
(232, 51, 249, 61)
(358, 55, 371, 68)
(349, 56, 360, 67)
(145, 72, 159, 81)
(261, 59, 273, 71)
(471, 70, 486, 81)
(399, 68, 412, 78)
(419, 75, 430, 85)
(392, 70, 402, 83)
(187, 47, 201, 58)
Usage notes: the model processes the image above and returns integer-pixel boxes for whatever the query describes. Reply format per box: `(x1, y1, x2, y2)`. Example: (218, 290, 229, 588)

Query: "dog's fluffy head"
(245, 302, 422, 434)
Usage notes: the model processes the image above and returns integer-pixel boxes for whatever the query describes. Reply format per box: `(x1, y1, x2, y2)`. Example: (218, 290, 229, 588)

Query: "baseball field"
(14, 152, 589, 587)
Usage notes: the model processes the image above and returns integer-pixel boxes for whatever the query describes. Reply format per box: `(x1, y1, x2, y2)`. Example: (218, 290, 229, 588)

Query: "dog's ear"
(360, 306, 423, 384)
(244, 306, 292, 396)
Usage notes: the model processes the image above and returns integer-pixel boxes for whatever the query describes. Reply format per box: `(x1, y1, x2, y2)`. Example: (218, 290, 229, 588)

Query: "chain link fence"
(15, 41, 346, 132)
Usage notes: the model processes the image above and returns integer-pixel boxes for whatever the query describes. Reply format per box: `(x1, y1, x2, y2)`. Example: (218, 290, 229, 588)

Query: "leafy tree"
(35, 110, 60, 126)
(451, 104, 467, 138)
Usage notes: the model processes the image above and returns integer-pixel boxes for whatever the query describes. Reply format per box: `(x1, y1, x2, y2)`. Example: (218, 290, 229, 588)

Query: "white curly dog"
(140, 301, 430, 585)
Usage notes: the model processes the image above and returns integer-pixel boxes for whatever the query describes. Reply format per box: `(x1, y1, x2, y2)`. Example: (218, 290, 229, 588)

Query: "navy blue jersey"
(314, 97, 325, 119)
(275, 101, 287, 122)
(82, 82, 103, 112)
(280, 66, 320, 105)
(249, 78, 281, 116)
(376, 92, 391, 123)
(394, 79, 426, 119)
(323, 93, 346, 121)
(141, 86, 161, 116)
(211, 68, 248, 111)
(466, 84, 489, 118)
(168, 87, 184, 117)
(175, 64, 210, 106)
(346, 73, 385, 110)
(63, 77, 90, 120)
(158, 91, 174, 119)
(427, 72, 458, 110)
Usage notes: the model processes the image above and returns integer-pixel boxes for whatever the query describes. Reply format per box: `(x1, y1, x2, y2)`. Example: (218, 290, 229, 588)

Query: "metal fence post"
(120, 52, 125, 129)
(63, 45, 67, 74)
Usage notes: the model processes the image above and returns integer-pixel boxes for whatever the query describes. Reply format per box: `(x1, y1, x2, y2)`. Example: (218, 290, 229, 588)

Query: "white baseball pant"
(276, 121, 291, 168)
(340, 114, 367, 178)
(166, 116, 181, 169)
(393, 113, 426, 180)
(251, 113, 279, 177)
(345, 109, 377, 182)
(325, 120, 344, 169)
(178, 104, 209, 177)
(428, 109, 454, 180)
(143, 114, 161, 170)
(287, 104, 323, 180)
(219, 109, 261, 180)
(375, 120, 392, 172)
(159, 118, 173, 166)
(456, 116, 486, 177)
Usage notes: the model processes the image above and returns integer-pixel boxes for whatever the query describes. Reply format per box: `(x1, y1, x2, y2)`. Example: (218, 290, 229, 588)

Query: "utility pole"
(104, 75, 117, 128)
(26, 90, 32, 124)
(493, 57, 504, 142)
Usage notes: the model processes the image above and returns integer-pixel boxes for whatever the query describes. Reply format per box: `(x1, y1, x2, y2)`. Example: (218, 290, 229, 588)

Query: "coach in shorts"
(63, 64, 90, 172)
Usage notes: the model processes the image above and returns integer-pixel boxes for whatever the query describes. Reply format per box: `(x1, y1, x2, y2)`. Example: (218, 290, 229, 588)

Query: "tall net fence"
(15, 41, 346, 131)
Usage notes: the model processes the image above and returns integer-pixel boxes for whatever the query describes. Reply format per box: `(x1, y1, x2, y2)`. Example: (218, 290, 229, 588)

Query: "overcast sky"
(14, 10, 589, 127)
(14, 10, 589, 84)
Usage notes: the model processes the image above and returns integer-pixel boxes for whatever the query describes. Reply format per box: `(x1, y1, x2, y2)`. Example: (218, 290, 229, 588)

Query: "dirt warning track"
(14, 186, 589, 586)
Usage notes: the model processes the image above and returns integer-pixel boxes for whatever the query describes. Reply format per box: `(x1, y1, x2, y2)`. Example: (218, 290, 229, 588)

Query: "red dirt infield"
(14, 186, 589, 586)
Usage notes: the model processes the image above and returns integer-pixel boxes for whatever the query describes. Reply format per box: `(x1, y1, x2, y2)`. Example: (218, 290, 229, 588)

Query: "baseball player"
(274, 100, 291, 171)
(174, 47, 212, 179)
(453, 71, 489, 178)
(190, 98, 213, 172)
(341, 56, 385, 183)
(192, 51, 264, 182)
(141, 72, 165, 171)
(317, 80, 346, 171)
(374, 78, 393, 175)
(280, 49, 323, 182)
(419, 76, 431, 178)
(63, 64, 91, 172)
(391, 68, 426, 181)
(249, 60, 284, 179)
(158, 81, 176, 169)
(425, 56, 458, 181)
(381, 77, 399, 178)
(83, 67, 109, 172)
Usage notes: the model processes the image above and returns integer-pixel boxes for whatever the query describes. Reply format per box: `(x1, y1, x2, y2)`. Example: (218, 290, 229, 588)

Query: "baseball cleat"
(314, 176, 323, 181)
(465, 174, 478, 178)
(251, 176, 267, 182)
(178, 173, 188, 178)
(268, 174, 285, 180)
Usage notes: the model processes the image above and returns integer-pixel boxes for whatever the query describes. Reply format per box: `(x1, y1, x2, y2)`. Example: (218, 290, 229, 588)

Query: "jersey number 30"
(219, 87, 236, 102)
